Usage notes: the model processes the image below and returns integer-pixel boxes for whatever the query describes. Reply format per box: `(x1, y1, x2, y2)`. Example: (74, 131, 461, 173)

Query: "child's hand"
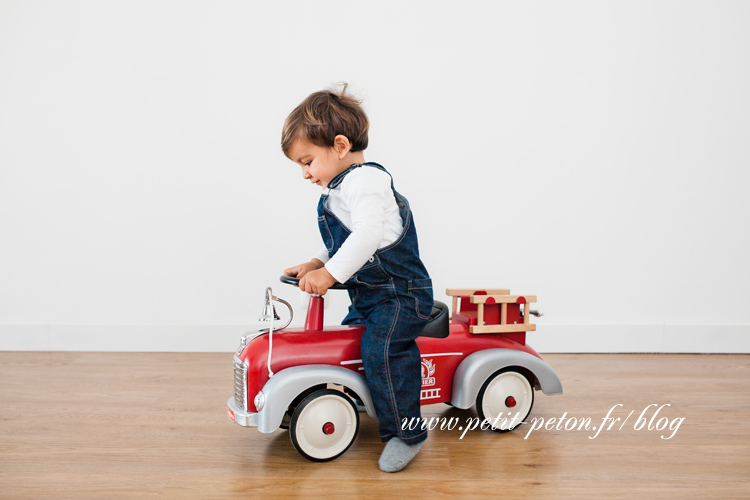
(284, 259, 324, 279)
(299, 267, 338, 295)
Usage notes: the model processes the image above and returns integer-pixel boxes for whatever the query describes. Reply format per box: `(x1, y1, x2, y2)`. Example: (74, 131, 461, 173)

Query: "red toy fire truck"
(227, 276, 562, 462)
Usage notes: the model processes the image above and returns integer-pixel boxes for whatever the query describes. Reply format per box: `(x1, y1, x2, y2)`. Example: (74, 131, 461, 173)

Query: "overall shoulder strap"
(327, 162, 397, 196)
(327, 163, 361, 190)
(352, 162, 396, 193)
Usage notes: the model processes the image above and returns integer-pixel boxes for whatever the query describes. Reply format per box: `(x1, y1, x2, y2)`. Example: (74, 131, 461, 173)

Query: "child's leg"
(341, 303, 365, 325)
(360, 296, 428, 445)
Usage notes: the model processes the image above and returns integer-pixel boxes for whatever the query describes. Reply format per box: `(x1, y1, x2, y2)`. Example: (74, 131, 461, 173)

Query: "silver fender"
(257, 364, 376, 433)
(451, 349, 563, 409)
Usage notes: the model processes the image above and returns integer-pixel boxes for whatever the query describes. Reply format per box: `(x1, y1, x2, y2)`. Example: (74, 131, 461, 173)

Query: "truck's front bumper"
(227, 397, 259, 427)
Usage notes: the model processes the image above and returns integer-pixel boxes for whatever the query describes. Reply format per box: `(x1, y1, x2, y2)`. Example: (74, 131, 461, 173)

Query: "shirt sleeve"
(324, 168, 392, 283)
(313, 246, 330, 264)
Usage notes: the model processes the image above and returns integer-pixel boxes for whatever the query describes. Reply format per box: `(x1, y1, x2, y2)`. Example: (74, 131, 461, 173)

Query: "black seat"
(419, 301, 450, 338)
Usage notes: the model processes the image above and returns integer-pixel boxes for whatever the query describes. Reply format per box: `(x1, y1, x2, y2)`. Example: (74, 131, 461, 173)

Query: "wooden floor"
(1, 352, 748, 499)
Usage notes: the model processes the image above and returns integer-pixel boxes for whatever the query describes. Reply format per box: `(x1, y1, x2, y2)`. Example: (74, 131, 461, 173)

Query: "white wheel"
(290, 389, 359, 462)
(477, 369, 534, 432)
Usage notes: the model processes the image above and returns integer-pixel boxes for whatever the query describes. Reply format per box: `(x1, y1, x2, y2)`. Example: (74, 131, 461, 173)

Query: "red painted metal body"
(238, 313, 543, 408)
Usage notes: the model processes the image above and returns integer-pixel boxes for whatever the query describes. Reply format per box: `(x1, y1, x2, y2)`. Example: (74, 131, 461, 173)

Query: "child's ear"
(333, 135, 352, 159)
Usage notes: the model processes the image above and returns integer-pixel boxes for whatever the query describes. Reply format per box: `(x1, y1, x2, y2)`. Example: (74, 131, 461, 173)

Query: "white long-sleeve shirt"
(314, 166, 404, 283)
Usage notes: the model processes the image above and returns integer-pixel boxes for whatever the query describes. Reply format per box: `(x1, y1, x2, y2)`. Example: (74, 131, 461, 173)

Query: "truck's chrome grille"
(233, 356, 248, 411)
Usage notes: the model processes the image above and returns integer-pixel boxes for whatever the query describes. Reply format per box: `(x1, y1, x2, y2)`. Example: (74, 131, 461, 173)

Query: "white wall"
(1, 0, 748, 352)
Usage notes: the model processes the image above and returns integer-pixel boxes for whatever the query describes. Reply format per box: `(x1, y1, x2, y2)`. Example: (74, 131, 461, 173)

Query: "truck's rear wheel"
(477, 368, 534, 432)
(289, 389, 359, 461)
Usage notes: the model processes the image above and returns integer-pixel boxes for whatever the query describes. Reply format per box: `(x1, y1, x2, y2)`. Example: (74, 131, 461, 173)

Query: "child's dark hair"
(281, 84, 369, 158)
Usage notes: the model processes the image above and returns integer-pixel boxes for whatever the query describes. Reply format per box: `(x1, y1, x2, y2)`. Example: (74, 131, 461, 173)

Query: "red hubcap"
(322, 422, 335, 435)
(505, 396, 517, 408)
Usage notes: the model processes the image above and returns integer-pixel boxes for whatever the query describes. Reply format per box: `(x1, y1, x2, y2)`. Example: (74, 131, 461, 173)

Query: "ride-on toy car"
(227, 276, 563, 462)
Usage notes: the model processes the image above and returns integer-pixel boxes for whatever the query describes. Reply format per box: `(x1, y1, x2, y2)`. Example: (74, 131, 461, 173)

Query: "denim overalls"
(318, 162, 434, 444)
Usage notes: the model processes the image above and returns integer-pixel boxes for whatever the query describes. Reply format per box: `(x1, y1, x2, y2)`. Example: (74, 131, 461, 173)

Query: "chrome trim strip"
(340, 359, 363, 365)
(237, 328, 271, 355)
(342, 352, 463, 368)
(420, 352, 463, 357)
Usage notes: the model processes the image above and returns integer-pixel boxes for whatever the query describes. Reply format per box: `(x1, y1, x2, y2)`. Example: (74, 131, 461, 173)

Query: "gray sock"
(378, 437, 426, 473)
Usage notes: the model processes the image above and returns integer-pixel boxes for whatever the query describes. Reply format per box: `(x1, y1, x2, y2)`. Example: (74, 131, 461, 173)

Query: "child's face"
(288, 139, 346, 189)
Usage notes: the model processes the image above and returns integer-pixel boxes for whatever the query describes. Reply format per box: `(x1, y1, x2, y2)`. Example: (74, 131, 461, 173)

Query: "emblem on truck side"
(421, 358, 436, 387)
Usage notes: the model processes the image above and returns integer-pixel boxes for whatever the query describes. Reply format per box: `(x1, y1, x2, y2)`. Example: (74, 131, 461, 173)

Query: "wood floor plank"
(1, 352, 748, 498)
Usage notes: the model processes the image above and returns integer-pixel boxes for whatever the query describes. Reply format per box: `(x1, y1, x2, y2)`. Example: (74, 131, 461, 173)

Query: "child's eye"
(304, 162, 311, 167)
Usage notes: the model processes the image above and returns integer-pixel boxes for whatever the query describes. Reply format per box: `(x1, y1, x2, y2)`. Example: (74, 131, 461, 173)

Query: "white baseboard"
(1, 323, 748, 353)
(0, 324, 254, 352)
(533, 324, 750, 353)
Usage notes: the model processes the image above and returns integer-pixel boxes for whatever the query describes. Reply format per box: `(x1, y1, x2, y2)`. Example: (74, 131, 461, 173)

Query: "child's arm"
(298, 266, 337, 295)
(284, 258, 325, 279)
(284, 259, 337, 295)
(323, 168, 394, 283)
(288, 169, 397, 295)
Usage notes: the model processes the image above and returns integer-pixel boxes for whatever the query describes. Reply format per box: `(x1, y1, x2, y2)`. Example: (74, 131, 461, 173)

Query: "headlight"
(254, 391, 265, 411)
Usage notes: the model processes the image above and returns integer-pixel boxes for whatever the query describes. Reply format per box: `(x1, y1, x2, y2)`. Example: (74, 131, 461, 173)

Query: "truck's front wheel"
(289, 389, 359, 461)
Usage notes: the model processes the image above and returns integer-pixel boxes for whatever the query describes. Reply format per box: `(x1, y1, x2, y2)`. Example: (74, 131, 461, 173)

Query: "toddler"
(281, 86, 434, 472)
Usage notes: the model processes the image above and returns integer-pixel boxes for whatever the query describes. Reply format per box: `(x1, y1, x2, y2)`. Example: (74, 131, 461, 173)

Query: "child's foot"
(378, 437, 425, 473)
